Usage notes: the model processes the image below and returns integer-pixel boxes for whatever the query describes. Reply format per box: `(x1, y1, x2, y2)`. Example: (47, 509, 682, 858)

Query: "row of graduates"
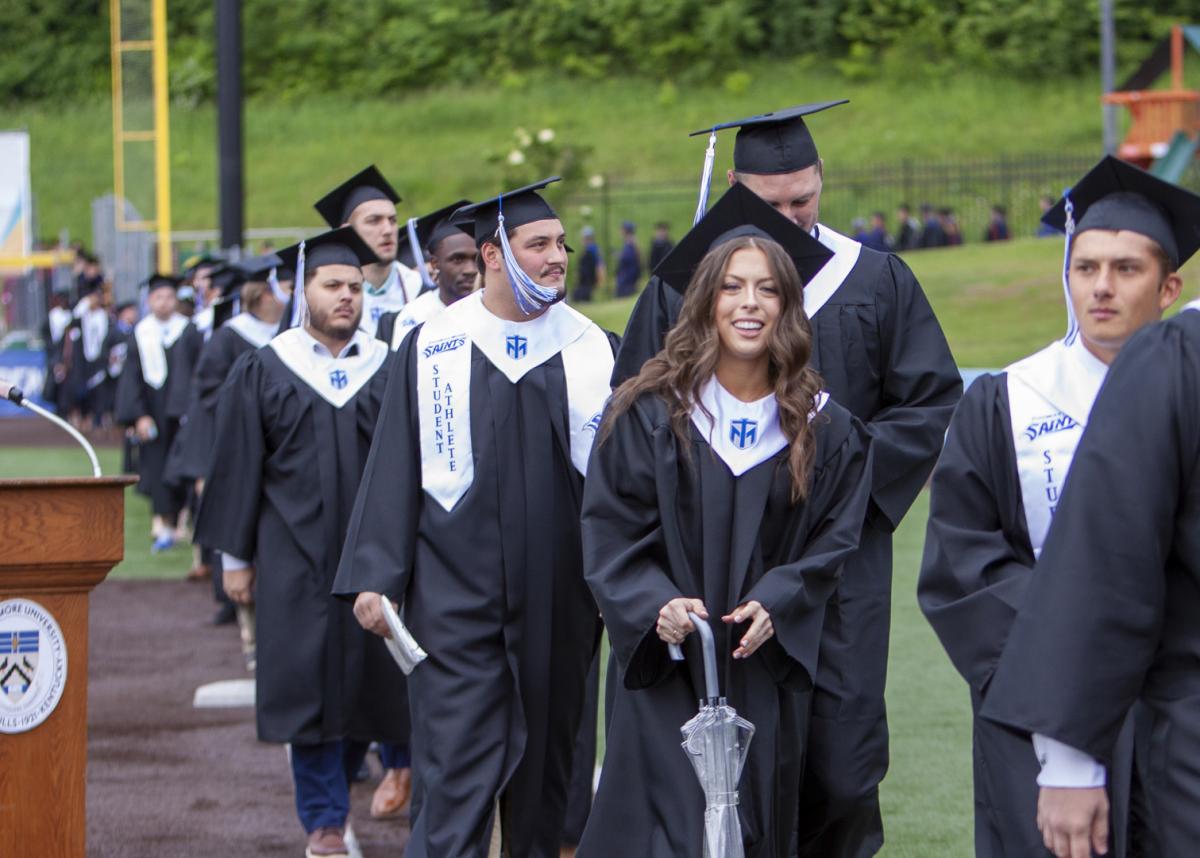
(171, 97, 966, 858)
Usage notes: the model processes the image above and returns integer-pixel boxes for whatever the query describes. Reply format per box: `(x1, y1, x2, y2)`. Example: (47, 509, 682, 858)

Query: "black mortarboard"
(1043, 155, 1200, 269)
(398, 199, 472, 267)
(232, 253, 282, 284)
(208, 265, 244, 298)
(313, 165, 401, 228)
(691, 100, 848, 175)
(654, 182, 833, 294)
(452, 178, 561, 249)
(277, 227, 379, 273)
(275, 266, 295, 281)
(142, 273, 183, 293)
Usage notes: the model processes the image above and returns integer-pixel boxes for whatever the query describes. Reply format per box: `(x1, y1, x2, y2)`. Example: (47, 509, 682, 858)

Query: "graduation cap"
(277, 227, 379, 329)
(313, 165, 402, 228)
(686, 100, 848, 225)
(654, 182, 833, 295)
(1046, 155, 1200, 343)
(451, 179, 563, 314)
(452, 178, 561, 249)
(181, 252, 222, 280)
(142, 273, 183, 293)
(399, 199, 473, 269)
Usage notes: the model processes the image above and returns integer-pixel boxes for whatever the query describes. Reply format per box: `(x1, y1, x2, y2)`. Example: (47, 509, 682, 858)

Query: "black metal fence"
(560, 152, 1109, 299)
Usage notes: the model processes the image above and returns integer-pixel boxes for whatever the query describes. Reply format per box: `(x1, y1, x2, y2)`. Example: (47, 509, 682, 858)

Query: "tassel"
(1061, 194, 1079, 345)
(406, 217, 437, 292)
(496, 204, 560, 315)
(289, 241, 308, 330)
(693, 130, 718, 226)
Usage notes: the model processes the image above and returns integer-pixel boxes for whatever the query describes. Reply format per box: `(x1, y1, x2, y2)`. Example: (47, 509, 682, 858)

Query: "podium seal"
(0, 598, 68, 734)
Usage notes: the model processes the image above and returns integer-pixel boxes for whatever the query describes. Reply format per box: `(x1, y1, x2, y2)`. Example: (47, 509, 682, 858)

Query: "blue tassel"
(1061, 192, 1079, 345)
(496, 203, 560, 315)
(289, 241, 308, 329)
(406, 217, 437, 292)
(693, 130, 718, 226)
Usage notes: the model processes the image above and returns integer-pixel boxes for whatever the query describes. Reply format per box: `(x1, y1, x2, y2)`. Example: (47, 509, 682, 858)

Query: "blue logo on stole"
(506, 335, 528, 359)
(730, 418, 758, 449)
(329, 369, 349, 390)
(371, 306, 384, 323)
(1022, 412, 1078, 442)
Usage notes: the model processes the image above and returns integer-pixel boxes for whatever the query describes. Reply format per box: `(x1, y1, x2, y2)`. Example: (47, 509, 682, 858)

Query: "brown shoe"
(370, 767, 412, 819)
(305, 827, 349, 858)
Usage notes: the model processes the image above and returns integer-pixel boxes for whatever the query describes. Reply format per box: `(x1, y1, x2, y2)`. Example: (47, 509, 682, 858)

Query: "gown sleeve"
(582, 397, 685, 690)
(375, 311, 398, 347)
(917, 374, 1035, 693)
(742, 401, 874, 685)
(192, 351, 266, 562)
(866, 255, 962, 530)
(114, 337, 149, 425)
(332, 333, 422, 603)
(609, 276, 681, 387)
(981, 317, 1200, 760)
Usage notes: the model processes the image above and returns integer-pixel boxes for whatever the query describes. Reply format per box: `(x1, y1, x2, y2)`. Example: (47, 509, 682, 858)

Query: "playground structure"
(1105, 25, 1200, 181)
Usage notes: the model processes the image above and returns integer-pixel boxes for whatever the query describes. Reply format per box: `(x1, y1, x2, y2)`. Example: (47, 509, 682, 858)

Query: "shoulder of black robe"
(863, 249, 962, 531)
(192, 348, 268, 561)
(176, 326, 257, 481)
(114, 335, 148, 425)
(917, 372, 1036, 694)
(609, 276, 681, 386)
(583, 392, 872, 690)
(981, 313, 1200, 761)
(375, 310, 399, 347)
(333, 325, 422, 604)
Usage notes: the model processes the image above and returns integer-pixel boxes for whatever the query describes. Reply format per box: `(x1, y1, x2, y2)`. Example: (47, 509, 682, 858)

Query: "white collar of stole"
(269, 327, 387, 408)
(414, 291, 614, 511)
(134, 313, 188, 389)
(805, 224, 862, 319)
(226, 311, 278, 348)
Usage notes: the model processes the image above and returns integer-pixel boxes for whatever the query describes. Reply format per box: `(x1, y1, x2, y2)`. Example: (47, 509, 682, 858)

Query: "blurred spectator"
(573, 226, 605, 303)
(648, 221, 674, 272)
(984, 205, 1010, 242)
(851, 217, 869, 244)
(862, 212, 892, 252)
(895, 203, 920, 251)
(1036, 195, 1060, 237)
(616, 220, 642, 298)
(941, 208, 962, 246)
(919, 204, 948, 248)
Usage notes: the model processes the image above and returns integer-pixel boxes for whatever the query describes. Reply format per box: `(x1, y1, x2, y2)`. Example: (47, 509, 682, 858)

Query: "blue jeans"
(290, 740, 370, 833)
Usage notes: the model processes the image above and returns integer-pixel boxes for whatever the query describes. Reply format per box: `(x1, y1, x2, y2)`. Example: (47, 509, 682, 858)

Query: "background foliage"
(2, 0, 1197, 105)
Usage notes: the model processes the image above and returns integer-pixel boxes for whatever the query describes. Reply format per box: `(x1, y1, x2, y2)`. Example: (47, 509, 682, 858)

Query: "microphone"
(1, 379, 102, 477)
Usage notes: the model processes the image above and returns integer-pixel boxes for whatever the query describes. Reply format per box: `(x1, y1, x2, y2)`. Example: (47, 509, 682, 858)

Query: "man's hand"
(722, 600, 774, 659)
(353, 592, 394, 639)
(1038, 786, 1109, 858)
(656, 597, 708, 645)
(223, 567, 255, 605)
(135, 415, 156, 442)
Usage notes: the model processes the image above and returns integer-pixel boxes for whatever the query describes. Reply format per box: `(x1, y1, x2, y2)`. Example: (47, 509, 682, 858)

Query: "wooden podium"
(0, 477, 133, 858)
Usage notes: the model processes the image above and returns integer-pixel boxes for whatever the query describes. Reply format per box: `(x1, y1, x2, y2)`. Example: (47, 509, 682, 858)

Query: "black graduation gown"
(334, 326, 619, 858)
(612, 246, 961, 855)
(193, 346, 408, 747)
(170, 324, 261, 483)
(375, 310, 399, 348)
(114, 323, 201, 516)
(918, 374, 1142, 858)
(577, 394, 872, 858)
(982, 311, 1200, 855)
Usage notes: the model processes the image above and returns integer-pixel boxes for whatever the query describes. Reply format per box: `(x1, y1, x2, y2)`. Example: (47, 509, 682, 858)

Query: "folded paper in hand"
(381, 597, 428, 675)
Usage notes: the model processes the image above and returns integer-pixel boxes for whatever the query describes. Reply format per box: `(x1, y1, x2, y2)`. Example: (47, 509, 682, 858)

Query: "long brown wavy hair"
(601, 235, 824, 501)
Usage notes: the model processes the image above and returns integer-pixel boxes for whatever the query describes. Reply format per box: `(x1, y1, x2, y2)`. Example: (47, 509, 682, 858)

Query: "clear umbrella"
(669, 611, 755, 858)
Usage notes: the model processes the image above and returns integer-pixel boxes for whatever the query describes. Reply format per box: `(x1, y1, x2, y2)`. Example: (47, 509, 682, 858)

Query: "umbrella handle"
(666, 611, 720, 701)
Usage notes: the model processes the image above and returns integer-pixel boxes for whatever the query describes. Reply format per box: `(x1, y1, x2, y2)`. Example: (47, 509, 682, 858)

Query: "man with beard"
(335, 179, 618, 858)
(376, 199, 477, 350)
(314, 165, 422, 335)
(613, 101, 962, 857)
(195, 228, 409, 858)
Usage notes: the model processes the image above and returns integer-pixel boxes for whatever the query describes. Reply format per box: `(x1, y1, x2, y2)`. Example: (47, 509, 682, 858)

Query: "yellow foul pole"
(151, 0, 172, 273)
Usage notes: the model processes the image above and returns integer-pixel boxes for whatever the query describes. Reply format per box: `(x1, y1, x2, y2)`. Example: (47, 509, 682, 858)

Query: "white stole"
(1185, 298, 1200, 313)
(806, 224, 862, 319)
(690, 376, 829, 476)
(80, 308, 109, 362)
(269, 328, 388, 408)
(362, 262, 416, 331)
(391, 290, 447, 350)
(134, 314, 188, 389)
(48, 306, 72, 344)
(415, 292, 614, 511)
(226, 312, 278, 348)
(1005, 338, 1108, 555)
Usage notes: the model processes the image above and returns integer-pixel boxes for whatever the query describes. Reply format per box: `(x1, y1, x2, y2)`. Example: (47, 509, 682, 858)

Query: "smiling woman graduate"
(576, 184, 874, 858)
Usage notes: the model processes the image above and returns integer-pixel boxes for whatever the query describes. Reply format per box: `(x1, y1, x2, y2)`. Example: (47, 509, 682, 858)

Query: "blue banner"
(0, 349, 49, 417)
